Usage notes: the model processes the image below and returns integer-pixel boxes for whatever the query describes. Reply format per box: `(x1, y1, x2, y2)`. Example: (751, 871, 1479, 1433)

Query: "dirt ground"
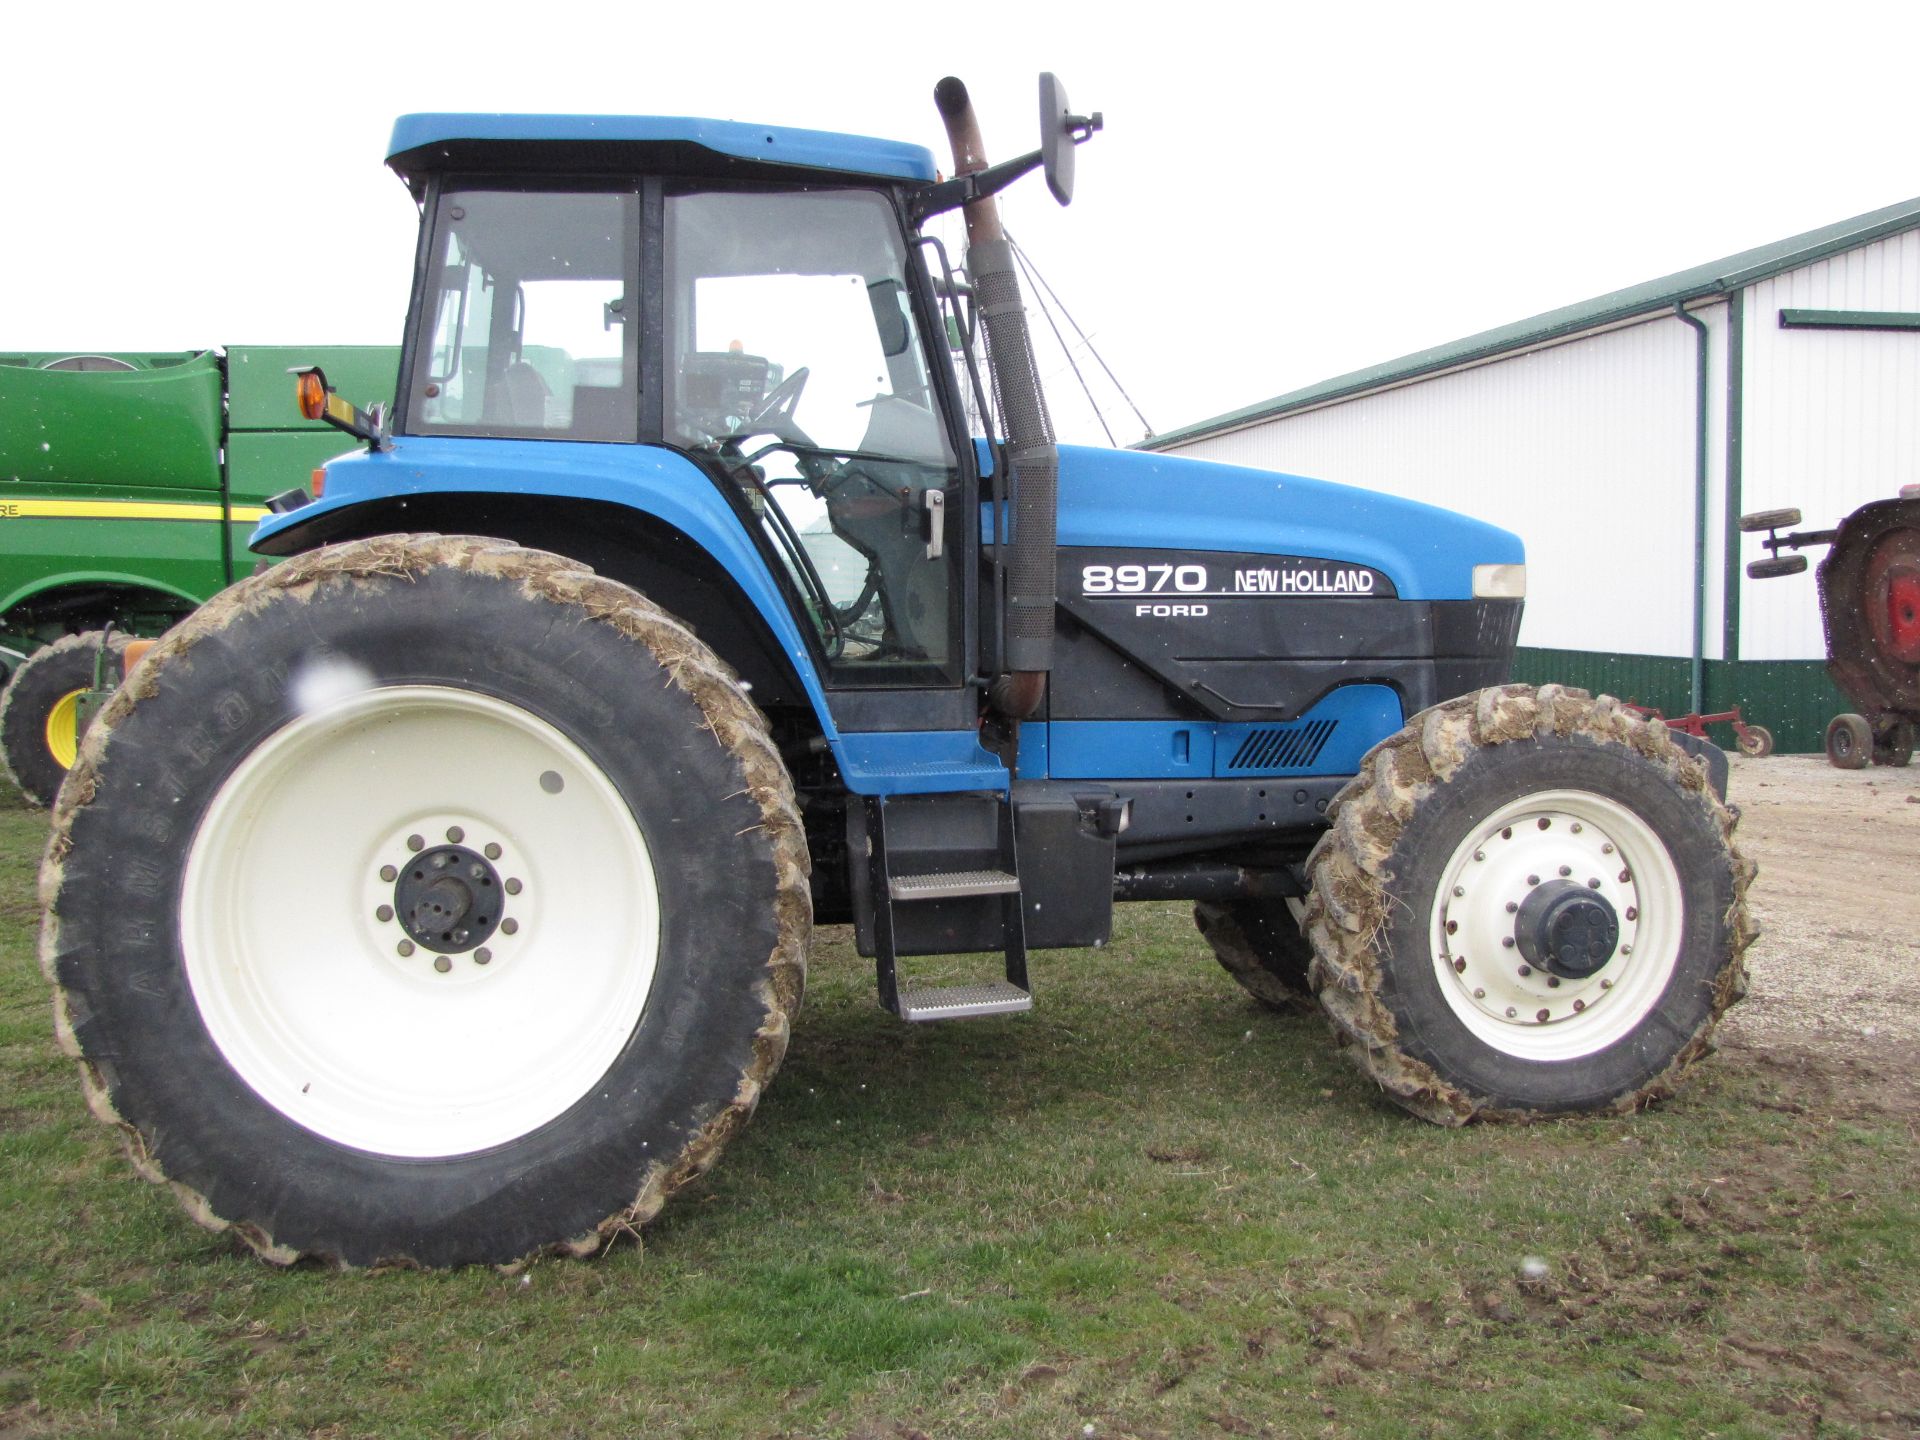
(1725, 752, 1920, 1046)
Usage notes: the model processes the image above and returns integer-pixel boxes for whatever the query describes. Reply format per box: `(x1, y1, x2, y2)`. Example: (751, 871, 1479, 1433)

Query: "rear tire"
(1195, 897, 1314, 1009)
(1826, 713, 1872, 769)
(1304, 685, 1754, 1124)
(42, 535, 810, 1267)
(0, 631, 128, 807)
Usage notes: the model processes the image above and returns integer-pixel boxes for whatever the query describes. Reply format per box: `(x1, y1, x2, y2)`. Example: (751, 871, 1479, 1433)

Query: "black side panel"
(1053, 546, 1521, 724)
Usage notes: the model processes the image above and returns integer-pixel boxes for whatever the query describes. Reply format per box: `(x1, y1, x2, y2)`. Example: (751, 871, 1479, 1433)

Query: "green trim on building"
(1511, 647, 1849, 755)
(1777, 308, 1920, 331)
(1145, 194, 1920, 449)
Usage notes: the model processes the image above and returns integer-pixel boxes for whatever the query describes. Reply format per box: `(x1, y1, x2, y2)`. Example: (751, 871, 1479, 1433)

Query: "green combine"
(0, 346, 395, 802)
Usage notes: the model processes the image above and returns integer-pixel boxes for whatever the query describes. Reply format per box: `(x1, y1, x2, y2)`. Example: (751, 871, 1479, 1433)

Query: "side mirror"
(1040, 73, 1102, 207)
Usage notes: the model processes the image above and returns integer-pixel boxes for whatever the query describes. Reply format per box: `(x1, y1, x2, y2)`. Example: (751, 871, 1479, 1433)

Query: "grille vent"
(1226, 719, 1337, 772)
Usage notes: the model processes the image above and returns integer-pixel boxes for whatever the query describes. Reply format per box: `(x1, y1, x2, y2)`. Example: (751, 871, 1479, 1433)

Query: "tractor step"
(862, 793, 1031, 1024)
(890, 868, 1020, 901)
(896, 979, 1033, 1022)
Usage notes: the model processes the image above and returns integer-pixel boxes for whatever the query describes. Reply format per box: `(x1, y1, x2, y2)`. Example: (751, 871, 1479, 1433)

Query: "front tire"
(1195, 897, 1315, 1009)
(1304, 685, 1754, 1124)
(1826, 713, 1871, 769)
(42, 535, 810, 1267)
(0, 630, 129, 807)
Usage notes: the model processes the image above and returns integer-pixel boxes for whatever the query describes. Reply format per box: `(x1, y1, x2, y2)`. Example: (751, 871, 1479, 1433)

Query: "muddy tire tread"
(41, 534, 811, 1268)
(1300, 683, 1755, 1126)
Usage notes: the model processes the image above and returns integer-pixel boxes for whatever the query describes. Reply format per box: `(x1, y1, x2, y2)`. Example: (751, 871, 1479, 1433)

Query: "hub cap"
(181, 685, 659, 1157)
(1428, 788, 1683, 1061)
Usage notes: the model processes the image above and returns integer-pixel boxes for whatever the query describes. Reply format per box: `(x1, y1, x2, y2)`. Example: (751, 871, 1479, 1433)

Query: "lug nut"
(1573, 999, 1586, 1012)
(1625, 906, 1638, 921)
(1501, 827, 1513, 839)
(501, 917, 519, 935)
(1518, 964, 1532, 977)
(1537, 818, 1551, 830)
(447, 825, 465, 843)
(1536, 1009, 1550, 1023)
(1453, 885, 1465, 897)
(1558, 865, 1572, 877)
(485, 842, 502, 860)
(1474, 850, 1485, 862)
(1503, 937, 1516, 949)
(434, 956, 452, 974)
(1621, 944, 1633, 956)
(1601, 978, 1614, 989)
(1619, 869, 1632, 883)
(1446, 920, 1458, 935)
(1571, 823, 1583, 834)
(407, 834, 425, 852)
(1527, 875, 1540, 887)
(376, 904, 394, 923)
(1588, 878, 1602, 889)
(1602, 843, 1614, 855)
(505, 878, 523, 895)
(1505, 1007, 1518, 1018)
(1506, 901, 1519, 914)
(380, 864, 398, 882)
(397, 940, 415, 957)
(475, 947, 492, 965)
(1453, 958, 1466, 973)
(1473, 987, 1486, 999)
(1547, 976, 1560, 988)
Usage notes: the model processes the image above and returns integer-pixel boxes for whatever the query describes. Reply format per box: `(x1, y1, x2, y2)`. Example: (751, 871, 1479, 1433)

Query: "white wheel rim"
(181, 685, 659, 1157)
(1427, 788, 1684, 1062)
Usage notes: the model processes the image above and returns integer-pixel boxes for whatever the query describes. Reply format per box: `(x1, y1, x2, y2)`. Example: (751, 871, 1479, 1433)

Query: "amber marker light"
(311, 467, 328, 499)
(295, 370, 328, 421)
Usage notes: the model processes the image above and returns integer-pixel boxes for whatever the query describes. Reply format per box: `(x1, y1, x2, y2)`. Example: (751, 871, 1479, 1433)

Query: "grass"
(2, 773, 1916, 1438)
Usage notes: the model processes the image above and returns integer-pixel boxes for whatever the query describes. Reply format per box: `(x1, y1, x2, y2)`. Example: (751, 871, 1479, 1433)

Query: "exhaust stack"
(934, 76, 1057, 720)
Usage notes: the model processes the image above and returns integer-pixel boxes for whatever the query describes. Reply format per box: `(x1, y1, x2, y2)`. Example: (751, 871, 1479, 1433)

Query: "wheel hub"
(393, 844, 503, 952)
(1514, 879, 1619, 980)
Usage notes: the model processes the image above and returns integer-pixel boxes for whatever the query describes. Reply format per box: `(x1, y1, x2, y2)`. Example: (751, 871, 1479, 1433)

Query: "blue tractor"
(42, 77, 1753, 1268)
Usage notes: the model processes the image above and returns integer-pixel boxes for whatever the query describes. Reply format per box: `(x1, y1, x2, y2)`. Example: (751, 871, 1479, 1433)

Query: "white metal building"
(1143, 198, 1920, 750)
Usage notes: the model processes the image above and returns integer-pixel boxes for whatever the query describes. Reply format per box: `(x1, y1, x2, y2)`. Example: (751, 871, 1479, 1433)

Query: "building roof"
(1144, 193, 1920, 451)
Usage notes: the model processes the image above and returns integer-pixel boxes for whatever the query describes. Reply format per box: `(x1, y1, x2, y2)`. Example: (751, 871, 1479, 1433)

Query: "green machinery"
(0, 346, 396, 802)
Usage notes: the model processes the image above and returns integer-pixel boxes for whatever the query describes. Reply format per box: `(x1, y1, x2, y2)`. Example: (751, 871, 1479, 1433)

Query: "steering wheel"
(746, 366, 809, 434)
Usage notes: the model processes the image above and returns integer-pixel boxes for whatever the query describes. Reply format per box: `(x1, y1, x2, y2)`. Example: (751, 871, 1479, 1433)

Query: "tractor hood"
(1054, 446, 1521, 602)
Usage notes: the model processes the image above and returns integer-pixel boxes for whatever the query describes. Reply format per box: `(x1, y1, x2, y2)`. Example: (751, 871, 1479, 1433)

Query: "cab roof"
(386, 113, 938, 192)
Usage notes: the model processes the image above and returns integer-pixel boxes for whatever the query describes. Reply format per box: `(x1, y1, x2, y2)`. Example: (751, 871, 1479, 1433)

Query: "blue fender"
(254, 436, 846, 735)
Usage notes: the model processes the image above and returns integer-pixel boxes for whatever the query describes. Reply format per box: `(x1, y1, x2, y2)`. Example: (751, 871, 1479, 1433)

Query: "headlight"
(1473, 563, 1526, 599)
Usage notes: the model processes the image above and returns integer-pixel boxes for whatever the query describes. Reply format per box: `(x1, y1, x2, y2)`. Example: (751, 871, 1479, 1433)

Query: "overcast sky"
(10, 1, 1920, 447)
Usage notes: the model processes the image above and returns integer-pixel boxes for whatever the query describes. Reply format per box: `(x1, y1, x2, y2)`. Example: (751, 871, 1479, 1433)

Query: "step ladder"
(865, 793, 1031, 1021)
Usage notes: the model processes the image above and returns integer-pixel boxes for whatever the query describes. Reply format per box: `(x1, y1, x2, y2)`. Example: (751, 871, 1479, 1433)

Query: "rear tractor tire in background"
(41, 535, 810, 1268)
(1302, 685, 1754, 1124)
(0, 630, 130, 807)
(1826, 713, 1872, 770)
(1195, 897, 1315, 1009)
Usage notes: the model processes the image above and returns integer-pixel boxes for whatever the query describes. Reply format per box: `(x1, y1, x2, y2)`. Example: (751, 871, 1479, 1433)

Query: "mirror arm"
(913, 150, 1043, 220)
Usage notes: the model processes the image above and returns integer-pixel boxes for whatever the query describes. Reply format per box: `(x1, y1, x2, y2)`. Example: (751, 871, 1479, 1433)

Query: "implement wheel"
(1736, 724, 1774, 759)
(1872, 719, 1914, 768)
(1195, 898, 1315, 1009)
(1303, 685, 1754, 1124)
(1826, 713, 1871, 769)
(42, 535, 809, 1268)
(0, 630, 129, 808)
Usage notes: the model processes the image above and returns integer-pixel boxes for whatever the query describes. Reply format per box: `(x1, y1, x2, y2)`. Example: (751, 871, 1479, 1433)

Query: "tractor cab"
(400, 174, 968, 684)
